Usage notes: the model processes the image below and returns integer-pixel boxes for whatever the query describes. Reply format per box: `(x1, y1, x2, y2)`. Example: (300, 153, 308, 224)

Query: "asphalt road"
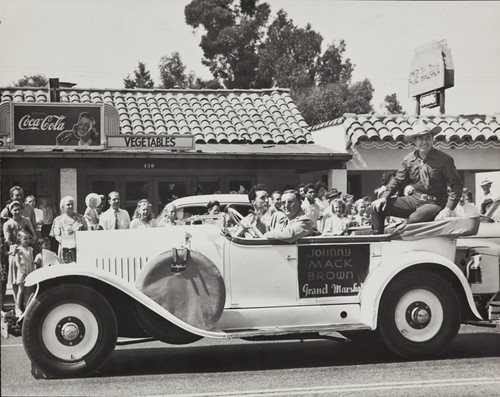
(2, 325, 500, 397)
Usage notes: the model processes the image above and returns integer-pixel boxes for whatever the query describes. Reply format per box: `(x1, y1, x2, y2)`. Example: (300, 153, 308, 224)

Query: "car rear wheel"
(377, 271, 461, 359)
(22, 285, 117, 378)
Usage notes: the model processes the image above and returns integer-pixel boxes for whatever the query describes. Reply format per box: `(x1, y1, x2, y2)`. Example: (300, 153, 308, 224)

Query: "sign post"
(409, 40, 454, 115)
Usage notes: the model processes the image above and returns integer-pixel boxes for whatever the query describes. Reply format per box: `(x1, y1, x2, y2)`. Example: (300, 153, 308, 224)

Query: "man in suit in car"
(264, 190, 314, 243)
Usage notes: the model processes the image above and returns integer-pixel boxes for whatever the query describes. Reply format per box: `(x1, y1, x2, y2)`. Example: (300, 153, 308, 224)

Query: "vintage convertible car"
(19, 212, 499, 379)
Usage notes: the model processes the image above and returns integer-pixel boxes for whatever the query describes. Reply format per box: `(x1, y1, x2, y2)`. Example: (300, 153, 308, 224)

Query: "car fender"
(359, 250, 482, 329)
(457, 239, 500, 255)
(23, 264, 229, 339)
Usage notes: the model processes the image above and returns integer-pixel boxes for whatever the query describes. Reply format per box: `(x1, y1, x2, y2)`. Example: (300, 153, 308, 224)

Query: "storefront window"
(229, 180, 252, 194)
(157, 181, 187, 213)
(125, 181, 150, 216)
(91, 181, 116, 198)
(195, 181, 220, 195)
(1, 175, 41, 207)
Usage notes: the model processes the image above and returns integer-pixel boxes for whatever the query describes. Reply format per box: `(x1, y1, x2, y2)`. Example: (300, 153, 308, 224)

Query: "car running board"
(223, 323, 371, 338)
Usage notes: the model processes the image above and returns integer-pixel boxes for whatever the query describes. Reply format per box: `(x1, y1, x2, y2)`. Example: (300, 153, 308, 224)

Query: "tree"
(159, 52, 223, 89)
(254, 9, 371, 124)
(159, 52, 188, 89)
(317, 40, 353, 85)
(294, 79, 374, 126)
(185, 0, 373, 123)
(256, 10, 322, 90)
(185, 0, 270, 88)
(12, 74, 48, 87)
(123, 62, 155, 89)
(384, 93, 403, 114)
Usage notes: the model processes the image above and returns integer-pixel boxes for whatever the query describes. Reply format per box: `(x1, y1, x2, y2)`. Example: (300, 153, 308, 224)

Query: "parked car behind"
(456, 198, 500, 318)
(156, 194, 252, 224)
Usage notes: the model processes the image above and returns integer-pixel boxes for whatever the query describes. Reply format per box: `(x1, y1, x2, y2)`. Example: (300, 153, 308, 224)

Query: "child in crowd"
(323, 199, 353, 236)
(9, 231, 35, 317)
(33, 237, 52, 269)
(353, 198, 371, 226)
(84, 193, 102, 230)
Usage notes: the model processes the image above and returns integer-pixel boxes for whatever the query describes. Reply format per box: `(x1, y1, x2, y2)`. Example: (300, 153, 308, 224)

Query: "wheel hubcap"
(61, 323, 79, 340)
(42, 303, 99, 361)
(406, 301, 431, 329)
(56, 317, 86, 346)
(395, 289, 443, 342)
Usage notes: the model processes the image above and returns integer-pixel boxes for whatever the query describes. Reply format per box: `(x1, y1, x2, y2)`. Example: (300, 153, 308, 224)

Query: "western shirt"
(382, 147, 463, 211)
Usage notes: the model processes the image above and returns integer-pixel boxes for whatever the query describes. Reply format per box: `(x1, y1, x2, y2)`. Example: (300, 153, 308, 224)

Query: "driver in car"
(236, 184, 286, 237)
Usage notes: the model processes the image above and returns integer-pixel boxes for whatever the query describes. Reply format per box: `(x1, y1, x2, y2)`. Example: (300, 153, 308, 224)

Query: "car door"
(227, 238, 299, 307)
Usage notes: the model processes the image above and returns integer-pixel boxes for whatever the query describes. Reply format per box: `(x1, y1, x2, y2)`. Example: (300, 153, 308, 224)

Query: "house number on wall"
(143, 163, 155, 169)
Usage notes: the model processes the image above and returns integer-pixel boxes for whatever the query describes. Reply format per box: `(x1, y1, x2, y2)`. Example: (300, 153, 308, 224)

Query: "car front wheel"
(377, 271, 461, 359)
(22, 284, 117, 378)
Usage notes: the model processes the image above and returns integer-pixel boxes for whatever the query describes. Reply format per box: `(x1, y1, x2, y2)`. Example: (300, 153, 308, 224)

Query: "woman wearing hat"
(371, 119, 463, 234)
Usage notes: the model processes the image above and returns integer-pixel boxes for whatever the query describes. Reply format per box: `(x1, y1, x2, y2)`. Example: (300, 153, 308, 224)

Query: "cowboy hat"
(85, 193, 101, 208)
(480, 178, 493, 187)
(404, 119, 442, 141)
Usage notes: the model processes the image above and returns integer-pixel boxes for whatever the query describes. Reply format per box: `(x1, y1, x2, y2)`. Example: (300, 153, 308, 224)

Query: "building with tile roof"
(0, 86, 350, 215)
(311, 113, 500, 201)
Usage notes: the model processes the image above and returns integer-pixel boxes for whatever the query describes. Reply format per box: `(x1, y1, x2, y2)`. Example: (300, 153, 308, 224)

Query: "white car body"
(19, 216, 499, 379)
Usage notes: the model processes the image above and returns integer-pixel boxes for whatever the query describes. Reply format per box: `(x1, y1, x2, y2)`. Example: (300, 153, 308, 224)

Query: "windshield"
(157, 203, 252, 221)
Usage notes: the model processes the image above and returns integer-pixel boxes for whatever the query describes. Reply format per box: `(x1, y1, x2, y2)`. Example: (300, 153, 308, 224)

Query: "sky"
(0, 0, 499, 116)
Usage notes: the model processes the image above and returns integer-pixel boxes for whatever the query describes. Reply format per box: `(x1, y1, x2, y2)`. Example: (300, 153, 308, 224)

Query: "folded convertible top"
(390, 216, 480, 241)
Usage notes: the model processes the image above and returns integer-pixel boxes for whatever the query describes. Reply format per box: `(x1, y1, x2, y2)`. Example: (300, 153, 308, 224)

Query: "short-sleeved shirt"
(301, 199, 320, 225)
(382, 147, 463, 210)
(3, 217, 35, 247)
(1, 203, 36, 228)
(323, 215, 351, 235)
(50, 213, 89, 243)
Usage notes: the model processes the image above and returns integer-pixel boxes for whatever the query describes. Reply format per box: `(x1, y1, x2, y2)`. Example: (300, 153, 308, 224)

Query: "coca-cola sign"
(13, 103, 103, 147)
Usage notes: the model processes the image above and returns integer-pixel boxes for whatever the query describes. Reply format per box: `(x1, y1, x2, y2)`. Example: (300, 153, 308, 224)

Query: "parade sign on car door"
(298, 244, 370, 298)
(12, 103, 103, 149)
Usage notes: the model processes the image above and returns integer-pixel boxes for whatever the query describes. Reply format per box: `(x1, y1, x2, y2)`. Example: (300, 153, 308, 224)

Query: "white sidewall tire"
(378, 271, 461, 359)
(22, 284, 117, 378)
(394, 289, 443, 342)
(41, 303, 100, 361)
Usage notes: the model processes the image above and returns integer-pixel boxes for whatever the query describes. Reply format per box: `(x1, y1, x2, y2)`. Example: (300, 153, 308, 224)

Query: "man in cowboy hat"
(371, 119, 463, 234)
(478, 178, 495, 215)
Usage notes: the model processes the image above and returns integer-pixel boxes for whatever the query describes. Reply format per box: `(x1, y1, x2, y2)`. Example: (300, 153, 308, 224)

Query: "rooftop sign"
(409, 40, 454, 97)
(12, 103, 104, 149)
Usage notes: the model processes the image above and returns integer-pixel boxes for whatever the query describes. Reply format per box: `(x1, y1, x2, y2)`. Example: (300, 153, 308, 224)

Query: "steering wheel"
(226, 207, 264, 238)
